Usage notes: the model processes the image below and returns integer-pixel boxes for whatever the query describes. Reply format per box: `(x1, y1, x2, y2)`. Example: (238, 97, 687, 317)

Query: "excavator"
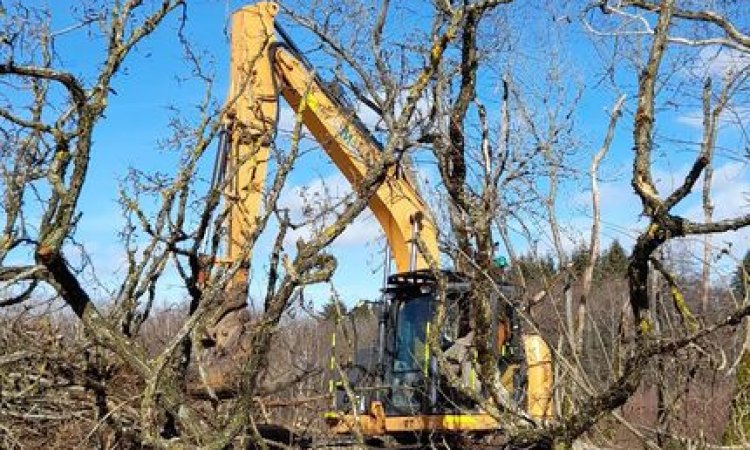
(202, 2, 553, 446)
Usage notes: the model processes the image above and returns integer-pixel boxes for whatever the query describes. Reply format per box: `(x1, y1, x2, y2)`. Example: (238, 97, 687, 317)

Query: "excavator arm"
(199, 0, 440, 394)
(224, 2, 438, 288)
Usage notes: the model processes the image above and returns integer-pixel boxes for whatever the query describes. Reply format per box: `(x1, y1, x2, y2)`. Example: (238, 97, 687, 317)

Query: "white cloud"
(278, 173, 349, 216)
(278, 173, 383, 249)
(695, 47, 750, 79)
(562, 160, 749, 260)
(276, 102, 300, 134)
(334, 212, 383, 247)
(355, 100, 384, 131)
(675, 47, 750, 129)
(675, 110, 703, 128)
(675, 105, 750, 130)
(671, 161, 750, 268)
(568, 170, 644, 245)
(686, 161, 750, 220)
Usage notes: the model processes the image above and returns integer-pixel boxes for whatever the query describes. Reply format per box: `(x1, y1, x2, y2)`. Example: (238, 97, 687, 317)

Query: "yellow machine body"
(222, 1, 555, 438)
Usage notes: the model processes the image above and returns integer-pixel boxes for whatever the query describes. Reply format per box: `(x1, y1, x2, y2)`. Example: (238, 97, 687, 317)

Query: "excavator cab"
(383, 272, 445, 415)
(384, 270, 491, 416)
(327, 270, 529, 439)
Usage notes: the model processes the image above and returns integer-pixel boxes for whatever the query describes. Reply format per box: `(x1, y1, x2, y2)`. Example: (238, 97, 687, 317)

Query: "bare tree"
(3, 0, 750, 448)
(0, 0, 515, 447)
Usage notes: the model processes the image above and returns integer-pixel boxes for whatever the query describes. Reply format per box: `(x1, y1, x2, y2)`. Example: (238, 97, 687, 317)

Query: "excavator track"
(303, 441, 510, 449)
(254, 428, 511, 450)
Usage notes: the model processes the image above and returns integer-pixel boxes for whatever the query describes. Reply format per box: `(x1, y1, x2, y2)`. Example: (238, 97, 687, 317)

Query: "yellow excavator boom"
(225, 2, 438, 284)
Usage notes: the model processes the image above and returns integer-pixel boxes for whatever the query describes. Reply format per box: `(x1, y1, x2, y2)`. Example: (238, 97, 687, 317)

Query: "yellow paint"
(224, 2, 279, 290)
(423, 322, 431, 377)
(327, 409, 502, 435)
(639, 317, 653, 335)
(304, 92, 319, 111)
(439, 415, 478, 427)
(524, 335, 554, 421)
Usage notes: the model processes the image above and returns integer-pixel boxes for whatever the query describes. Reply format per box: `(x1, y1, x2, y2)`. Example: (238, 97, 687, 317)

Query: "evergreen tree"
(571, 244, 591, 275)
(320, 298, 347, 321)
(733, 250, 750, 299)
(516, 253, 556, 280)
(598, 239, 629, 278)
(350, 301, 375, 320)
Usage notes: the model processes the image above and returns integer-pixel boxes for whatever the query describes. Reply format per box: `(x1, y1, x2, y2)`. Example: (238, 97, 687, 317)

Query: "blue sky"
(34, 0, 398, 306)
(17, 1, 749, 309)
